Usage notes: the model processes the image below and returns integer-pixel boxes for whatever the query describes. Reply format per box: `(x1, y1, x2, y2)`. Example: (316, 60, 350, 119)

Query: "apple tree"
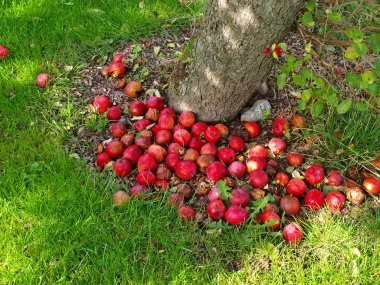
(168, 0, 303, 122)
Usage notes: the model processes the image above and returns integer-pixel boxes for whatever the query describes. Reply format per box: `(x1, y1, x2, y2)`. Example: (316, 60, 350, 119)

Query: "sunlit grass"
(0, 0, 379, 284)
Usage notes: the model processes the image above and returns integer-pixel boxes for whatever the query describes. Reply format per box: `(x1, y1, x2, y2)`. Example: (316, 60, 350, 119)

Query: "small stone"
(241, 99, 271, 122)
(256, 81, 269, 96)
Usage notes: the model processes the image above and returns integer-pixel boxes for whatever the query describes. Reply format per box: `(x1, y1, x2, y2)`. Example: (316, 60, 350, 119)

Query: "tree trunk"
(168, 0, 303, 123)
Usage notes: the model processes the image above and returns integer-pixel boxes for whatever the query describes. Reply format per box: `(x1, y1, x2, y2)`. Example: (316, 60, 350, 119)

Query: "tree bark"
(168, 0, 303, 123)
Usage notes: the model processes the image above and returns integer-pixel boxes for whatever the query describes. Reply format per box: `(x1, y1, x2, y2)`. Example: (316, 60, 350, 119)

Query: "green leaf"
(336, 99, 352, 114)
(298, 99, 307, 111)
(362, 71, 376, 84)
(277, 74, 287, 90)
(366, 83, 379, 97)
(301, 89, 312, 102)
(300, 69, 311, 79)
(306, 0, 316, 11)
(292, 73, 305, 87)
(301, 12, 315, 27)
(345, 72, 364, 88)
(346, 28, 364, 43)
(375, 58, 380, 77)
(311, 100, 324, 116)
(327, 11, 341, 22)
(312, 74, 325, 87)
(249, 194, 275, 218)
(345, 43, 367, 59)
(217, 180, 232, 200)
(326, 91, 339, 106)
(278, 42, 287, 52)
(368, 33, 380, 53)
(354, 101, 369, 112)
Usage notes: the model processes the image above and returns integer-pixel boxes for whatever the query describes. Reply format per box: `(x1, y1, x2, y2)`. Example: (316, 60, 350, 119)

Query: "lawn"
(0, 0, 379, 284)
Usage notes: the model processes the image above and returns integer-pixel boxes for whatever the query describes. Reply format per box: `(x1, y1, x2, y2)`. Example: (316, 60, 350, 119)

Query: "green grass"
(0, 0, 380, 284)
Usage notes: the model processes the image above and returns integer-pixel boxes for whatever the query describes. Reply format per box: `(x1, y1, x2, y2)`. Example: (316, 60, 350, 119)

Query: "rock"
(241, 99, 271, 122)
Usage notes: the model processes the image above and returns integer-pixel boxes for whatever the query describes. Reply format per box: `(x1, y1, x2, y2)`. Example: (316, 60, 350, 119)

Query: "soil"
(65, 25, 377, 239)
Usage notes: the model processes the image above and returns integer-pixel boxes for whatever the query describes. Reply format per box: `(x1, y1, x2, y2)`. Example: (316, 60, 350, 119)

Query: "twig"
(297, 24, 351, 48)
(177, 0, 195, 15)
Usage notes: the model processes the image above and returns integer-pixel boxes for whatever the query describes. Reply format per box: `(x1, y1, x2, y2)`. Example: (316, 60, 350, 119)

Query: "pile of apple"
(92, 82, 380, 243)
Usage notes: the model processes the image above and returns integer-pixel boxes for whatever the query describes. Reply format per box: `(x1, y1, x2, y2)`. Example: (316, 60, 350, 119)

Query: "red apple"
(155, 129, 172, 145)
(286, 179, 307, 197)
(283, 223, 303, 243)
(158, 115, 175, 130)
(113, 191, 130, 208)
(154, 180, 170, 192)
(96, 152, 110, 167)
(130, 185, 148, 197)
(107, 106, 122, 120)
(175, 160, 197, 180)
(208, 183, 222, 201)
(287, 153, 303, 166)
(304, 189, 325, 210)
(200, 143, 218, 157)
(111, 122, 127, 137)
(178, 205, 195, 221)
(160, 107, 176, 120)
(246, 157, 267, 173)
(204, 126, 221, 143)
(128, 100, 147, 116)
(135, 136, 152, 151)
(206, 161, 227, 182)
(229, 136, 245, 152)
(168, 143, 185, 155)
(191, 122, 208, 138)
(172, 124, 185, 133)
(207, 200, 227, 220)
(305, 166, 325, 185)
(268, 138, 286, 155)
(280, 195, 300, 215)
(272, 118, 289, 137)
(245, 122, 260, 138)
(178, 111, 196, 128)
(261, 211, 281, 229)
(225, 205, 248, 225)
(173, 129, 191, 146)
(0, 45, 9, 60)
(326, 191, 345, 212)
(183, 148, 199, 161)
(229, 188, 250, 207)
(93, 96, 111, 114)
(123, 144, 141, 164)
(137, 153, 157, 172)
(133, 118, 152, 131)
(147, 144, 167, 163)
(327, 171, 343, 186)
(228, 161, 246, 178)
(214, 123, 229, 137)
(113, 159, 131, 177)
(36, 73, 50, 88)
(196, 155, 216, 173)
(106, 140, 124, 158)
(218, 147, 235, 165)
(113, 53, 126, 63)
(136, 171, 156, 185)
(248, 145, 267, 158)
(146, 96, 164, 110)
(275, 172, 289, 186)
(363, 177, 380, 195)
(108, 62, 126, 78)
(249, 169, 268, 188)
(188, 137, 205, 151)
(165, 153, 181, 169)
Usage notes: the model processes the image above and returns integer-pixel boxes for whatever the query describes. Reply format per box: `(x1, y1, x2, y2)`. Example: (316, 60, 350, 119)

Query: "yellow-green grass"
(0, 1, 379, 284)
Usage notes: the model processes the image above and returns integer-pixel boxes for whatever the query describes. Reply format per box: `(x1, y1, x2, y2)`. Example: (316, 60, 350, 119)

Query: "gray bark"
(168, 0, 303, 122)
